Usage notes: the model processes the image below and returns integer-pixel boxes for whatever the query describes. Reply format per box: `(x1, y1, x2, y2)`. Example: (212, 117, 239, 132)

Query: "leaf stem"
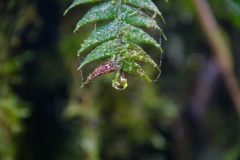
(117, 0, 123, 49)
(193, 0, 240, 118)
(116, 0, 124, 66)
(117, 0, 122, 22)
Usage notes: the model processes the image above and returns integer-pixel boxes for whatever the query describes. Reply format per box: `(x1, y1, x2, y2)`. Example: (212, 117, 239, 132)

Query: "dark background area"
(1, 0, 240, 160)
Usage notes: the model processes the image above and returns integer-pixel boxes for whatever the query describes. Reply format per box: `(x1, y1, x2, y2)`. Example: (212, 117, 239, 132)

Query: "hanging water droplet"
(112, 71, 128, 90)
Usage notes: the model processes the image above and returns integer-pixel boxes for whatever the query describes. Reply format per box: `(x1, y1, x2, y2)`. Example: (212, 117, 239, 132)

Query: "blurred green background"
(1, 0, 240, 160)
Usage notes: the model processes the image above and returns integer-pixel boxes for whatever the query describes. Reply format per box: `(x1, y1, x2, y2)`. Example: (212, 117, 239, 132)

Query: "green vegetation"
(64, 0, 166, 90)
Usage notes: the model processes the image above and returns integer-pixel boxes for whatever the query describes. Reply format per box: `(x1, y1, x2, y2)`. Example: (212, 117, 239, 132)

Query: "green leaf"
(78, 19, 119, 55)
(123, 0, 165, 23)
(64, 0, 103, 15)
(121, 4, 167, 40)
(79, 20, 162, 54)
(122, 42, 160, 71)
(121, 4, 163, 31)
(121, 22, 163, 52)
(78, 39, 119, 70)
(74, 2, 116, 32)
(121, 59, 153, 83)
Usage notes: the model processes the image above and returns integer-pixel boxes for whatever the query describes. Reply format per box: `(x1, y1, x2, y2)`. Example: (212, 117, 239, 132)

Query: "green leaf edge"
(64, 0, 103, 15)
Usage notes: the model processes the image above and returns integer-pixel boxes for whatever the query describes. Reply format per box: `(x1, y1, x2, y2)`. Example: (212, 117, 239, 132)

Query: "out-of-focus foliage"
(0, 0, 30, 159)
(211, 0, 240, 28)
(58, 82, 178, 159)
(0, 95, 29, 160)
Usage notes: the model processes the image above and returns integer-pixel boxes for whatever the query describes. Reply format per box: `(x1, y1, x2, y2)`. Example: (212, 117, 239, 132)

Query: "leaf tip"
(73, 29, 78, 33)
(81, 81, 89, 88)
(164, 36, 168, 41)
(162, 17, 166, 24)
(156, 11, 166, 24)
(157, 45, 164, 53)
(77, 66, 82, 71)
(77, 51, 81, 56)
(156, 66, 161, 72)
(63, 10, 68, 16)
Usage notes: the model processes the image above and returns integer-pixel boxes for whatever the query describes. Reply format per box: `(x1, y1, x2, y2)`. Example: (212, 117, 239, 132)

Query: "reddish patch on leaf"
(81, 60, 119, 87)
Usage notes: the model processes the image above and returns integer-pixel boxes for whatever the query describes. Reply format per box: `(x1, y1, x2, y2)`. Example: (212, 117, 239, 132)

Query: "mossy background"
(1, 0, 240, 160)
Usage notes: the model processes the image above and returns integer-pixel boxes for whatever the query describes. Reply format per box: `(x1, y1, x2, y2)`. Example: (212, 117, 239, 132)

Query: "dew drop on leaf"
(112, 71, 128, 90)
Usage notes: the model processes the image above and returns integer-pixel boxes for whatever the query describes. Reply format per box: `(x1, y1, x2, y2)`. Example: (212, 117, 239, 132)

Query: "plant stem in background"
(193, 0, 240, 117)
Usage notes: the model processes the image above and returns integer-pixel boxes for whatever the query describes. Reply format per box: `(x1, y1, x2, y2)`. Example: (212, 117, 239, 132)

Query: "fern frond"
(64, 0, 166, 90)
